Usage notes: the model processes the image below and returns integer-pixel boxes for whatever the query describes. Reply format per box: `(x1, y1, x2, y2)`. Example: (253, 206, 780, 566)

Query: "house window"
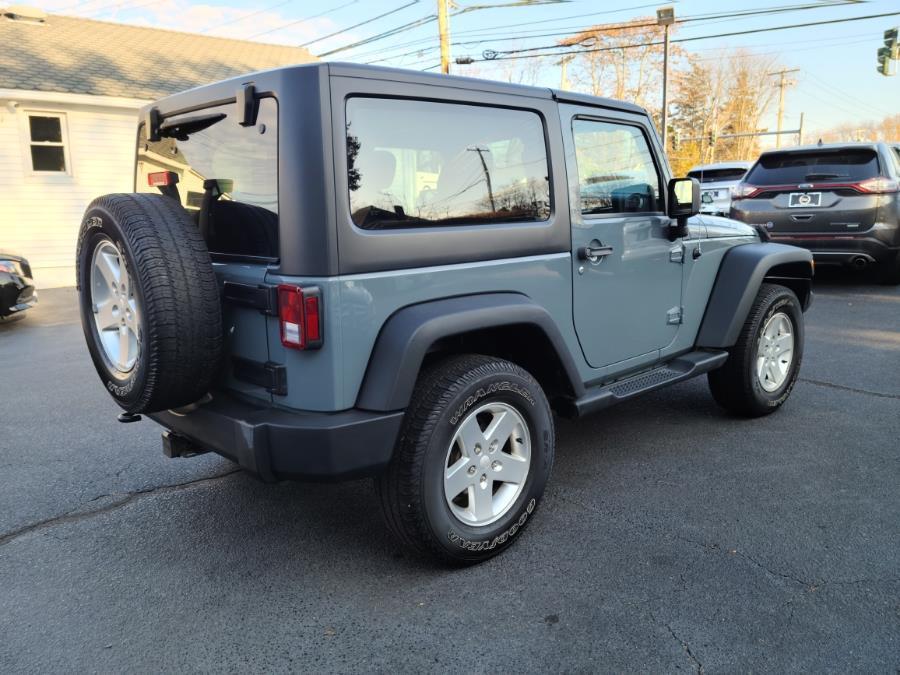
(27, 114, 68, 173)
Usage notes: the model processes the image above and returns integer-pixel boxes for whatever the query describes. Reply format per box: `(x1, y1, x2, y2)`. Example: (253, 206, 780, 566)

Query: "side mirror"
(667, 177, 700, 223)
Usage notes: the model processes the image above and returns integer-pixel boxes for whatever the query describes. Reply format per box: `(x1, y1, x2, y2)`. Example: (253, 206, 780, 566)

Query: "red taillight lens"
(147, 171, 178, 187)
(277, 284, 323, 350)
(855, 177, 899, 194)
(732, 183, 762, 200)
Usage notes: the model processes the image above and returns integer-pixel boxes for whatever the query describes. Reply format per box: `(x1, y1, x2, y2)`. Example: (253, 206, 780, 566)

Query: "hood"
(696, 214, 758, 239)
(0, 252, 27, 262)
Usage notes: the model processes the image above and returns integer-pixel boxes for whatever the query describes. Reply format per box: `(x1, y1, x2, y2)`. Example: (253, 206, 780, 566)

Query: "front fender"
(697, 242, 813, 349)
(355, 293, 584, 412)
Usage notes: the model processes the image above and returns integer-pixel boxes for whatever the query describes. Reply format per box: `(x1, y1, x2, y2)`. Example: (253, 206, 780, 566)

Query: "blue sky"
(32, 0, 900, 138)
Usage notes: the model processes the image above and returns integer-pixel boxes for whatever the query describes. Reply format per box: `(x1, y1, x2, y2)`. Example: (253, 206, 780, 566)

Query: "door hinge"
(666, 306, 683, 325)
(669, 244, 684, 263)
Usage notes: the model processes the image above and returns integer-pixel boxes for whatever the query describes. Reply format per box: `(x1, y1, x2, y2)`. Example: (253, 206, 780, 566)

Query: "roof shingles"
(0, 11, 316, 99)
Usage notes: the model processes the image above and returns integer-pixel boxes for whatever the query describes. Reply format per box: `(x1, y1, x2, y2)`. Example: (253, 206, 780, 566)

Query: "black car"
(730, 142, 900, 284)
(0, 252, 37, 318)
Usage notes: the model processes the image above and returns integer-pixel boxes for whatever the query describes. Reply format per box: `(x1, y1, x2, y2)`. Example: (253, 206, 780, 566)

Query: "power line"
(299, 0, 420, 48)
(359, 0, 864, 66)
(318, 14, 438, 56)
(247, 0, 360, 40)
(471, 10, 900, 61)
(199, 0, 294, 33)
(355, 0, 858, 58)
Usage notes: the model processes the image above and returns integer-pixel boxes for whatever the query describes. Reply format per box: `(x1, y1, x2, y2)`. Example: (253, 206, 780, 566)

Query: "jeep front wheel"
(708, 283, 803, 417)
(376, 355, 554, 565)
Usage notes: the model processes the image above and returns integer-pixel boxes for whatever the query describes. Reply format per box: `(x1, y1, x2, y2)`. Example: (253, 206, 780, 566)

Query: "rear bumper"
(149, 393, 404, 482)
(768, 234, 898, 266)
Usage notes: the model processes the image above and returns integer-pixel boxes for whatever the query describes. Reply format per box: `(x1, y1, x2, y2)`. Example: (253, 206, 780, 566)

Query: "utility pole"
(769, 68, 799, 148)
(558, 54, 575, 90)
(656, 6, 675, 149)
(468, 147, 495, 211)
(438, 0, 451, 74)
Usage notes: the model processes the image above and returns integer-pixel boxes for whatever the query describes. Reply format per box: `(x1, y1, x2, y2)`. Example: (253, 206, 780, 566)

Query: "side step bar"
(567, 350, 729, 418)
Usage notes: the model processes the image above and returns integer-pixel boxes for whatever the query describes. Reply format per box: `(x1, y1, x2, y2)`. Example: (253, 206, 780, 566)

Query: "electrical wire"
(298, 0, 420, 47)
(318, 14, 438, 56)
(471, 10, 900, 61)
(198, 0, 294, 33)
(247, 0, 360, 39)
(357, 0, 866, 66)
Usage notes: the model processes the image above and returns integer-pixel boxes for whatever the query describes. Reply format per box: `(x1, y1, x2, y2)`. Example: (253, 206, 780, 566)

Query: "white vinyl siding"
(0, 100, 142, 287)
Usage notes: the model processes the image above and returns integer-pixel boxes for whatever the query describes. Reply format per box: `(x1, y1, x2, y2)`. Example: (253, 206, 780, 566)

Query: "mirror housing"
(667, 177, 700, 239)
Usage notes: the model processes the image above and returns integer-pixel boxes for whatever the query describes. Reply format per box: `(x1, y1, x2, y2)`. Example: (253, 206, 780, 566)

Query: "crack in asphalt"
(0, 469, 242, 548)
(799, 378, 900, 400)
(652, 615, 703, 674)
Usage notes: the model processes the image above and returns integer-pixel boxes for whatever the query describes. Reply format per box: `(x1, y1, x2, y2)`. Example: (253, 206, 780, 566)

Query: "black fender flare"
(355, 293, 584, 412)
(696, 242, 813, 349)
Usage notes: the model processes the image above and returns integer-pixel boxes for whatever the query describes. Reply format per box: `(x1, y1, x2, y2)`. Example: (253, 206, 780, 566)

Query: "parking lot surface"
(1, 278, 898, 672)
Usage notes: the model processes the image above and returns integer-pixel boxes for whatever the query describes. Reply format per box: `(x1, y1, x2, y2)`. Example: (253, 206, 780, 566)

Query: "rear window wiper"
(159, 113, 227, 141)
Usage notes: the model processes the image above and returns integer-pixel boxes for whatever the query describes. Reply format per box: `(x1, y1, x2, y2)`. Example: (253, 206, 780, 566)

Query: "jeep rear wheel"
(76, 194, 223, 414)
(708, 283, 803, 417)
(376, 355, 554, 565)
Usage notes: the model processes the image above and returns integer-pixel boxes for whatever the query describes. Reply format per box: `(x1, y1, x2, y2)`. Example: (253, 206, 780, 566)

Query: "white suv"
(688, 161, 751, 216)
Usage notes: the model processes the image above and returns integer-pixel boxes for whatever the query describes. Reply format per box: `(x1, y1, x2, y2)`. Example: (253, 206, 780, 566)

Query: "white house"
(0, 6, 315, 288)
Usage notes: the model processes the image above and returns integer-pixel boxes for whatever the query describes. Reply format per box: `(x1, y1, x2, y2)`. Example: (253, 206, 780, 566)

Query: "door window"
(572, 119, 661, 215)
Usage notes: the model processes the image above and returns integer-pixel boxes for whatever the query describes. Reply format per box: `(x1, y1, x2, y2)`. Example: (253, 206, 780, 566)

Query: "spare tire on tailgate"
(76, 193, 223, 414)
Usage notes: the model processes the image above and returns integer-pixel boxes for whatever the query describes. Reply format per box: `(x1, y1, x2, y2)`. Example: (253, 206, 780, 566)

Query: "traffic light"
(886, 28, 899, 57)
(879, 28, 899, 76)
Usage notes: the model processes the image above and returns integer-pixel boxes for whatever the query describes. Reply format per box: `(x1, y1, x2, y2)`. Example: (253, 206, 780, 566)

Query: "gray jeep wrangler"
(76, 63, 813, 564)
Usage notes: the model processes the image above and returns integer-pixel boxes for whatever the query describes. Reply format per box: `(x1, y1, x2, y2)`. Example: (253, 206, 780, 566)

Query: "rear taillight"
(277, 284, 323, 350)
(147, 171, 178, 187)
(855, 177, 899, 194)
(732, 183, 762, 200)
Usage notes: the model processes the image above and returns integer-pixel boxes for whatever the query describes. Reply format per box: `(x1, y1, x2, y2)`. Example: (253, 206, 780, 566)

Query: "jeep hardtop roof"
(141, 61, 647, 118)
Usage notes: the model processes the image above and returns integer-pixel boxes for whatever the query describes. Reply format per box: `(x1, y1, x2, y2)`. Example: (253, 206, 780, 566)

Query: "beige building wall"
(0, 95, 146, 288)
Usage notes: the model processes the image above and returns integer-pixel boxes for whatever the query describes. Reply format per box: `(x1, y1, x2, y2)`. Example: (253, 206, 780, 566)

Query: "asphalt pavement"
(1, 275, 898, 672)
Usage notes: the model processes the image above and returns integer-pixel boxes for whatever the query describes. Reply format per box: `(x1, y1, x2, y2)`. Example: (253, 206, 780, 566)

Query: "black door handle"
(578, 245, 614, 261)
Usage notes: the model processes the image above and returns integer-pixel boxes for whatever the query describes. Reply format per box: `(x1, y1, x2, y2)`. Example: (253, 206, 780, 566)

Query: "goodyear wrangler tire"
(76, 194, 223, 414)
(376, 355, 555, 565)
(707, 283, 803, 418)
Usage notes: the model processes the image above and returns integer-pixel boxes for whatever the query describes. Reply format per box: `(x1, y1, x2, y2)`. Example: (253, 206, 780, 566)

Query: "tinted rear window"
(746, 150, 879, 185)
(687, 168, 747, 183)
(346, 97, 550, 230)
(136, 98, 278, 258)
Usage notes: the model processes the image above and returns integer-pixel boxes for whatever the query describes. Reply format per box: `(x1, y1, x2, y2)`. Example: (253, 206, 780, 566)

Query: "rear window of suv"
(346, 97, 551, 230)
(687, 168, 747, 183)
(136, 98, 278, 259)
(745, 149, 880, 186)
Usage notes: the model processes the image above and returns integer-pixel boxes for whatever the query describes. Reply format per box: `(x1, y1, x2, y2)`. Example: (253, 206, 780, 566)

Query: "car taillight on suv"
(277, 284, 323, 350)
(855, 177, 899, 194)
(731, 183, 762, 200)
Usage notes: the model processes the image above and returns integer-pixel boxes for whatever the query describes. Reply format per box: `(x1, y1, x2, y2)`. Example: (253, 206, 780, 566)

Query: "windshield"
(745, 149, 879, 185)
(687, 168, 747, 183)
(136, 98, 278, 258)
